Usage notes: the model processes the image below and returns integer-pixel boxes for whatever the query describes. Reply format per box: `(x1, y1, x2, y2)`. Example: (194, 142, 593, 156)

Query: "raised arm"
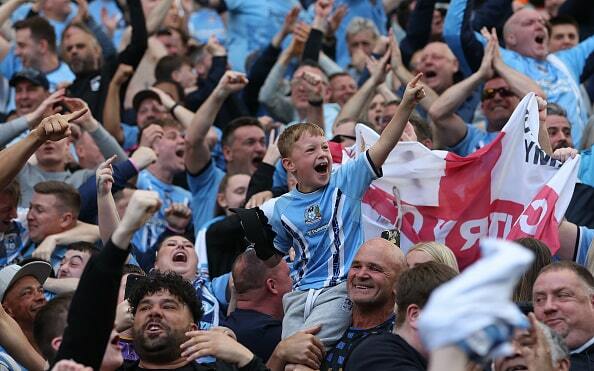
(334, 50, 390, 128)
(103, 64, 133, 144)
(117, 0, 147, 67)
(0, 0, 27, 60)
(32, 221, 101, 262)
(428, 37, 497, 148)
(487, 28, 546, 98)
(145, 0, 173, 34)
(96, 156, 119, 244)
(443, 0, 486, 76)
(185, 71, 248, 174)
(368, 73, 425, 168)
(390, 32, 439, 112)
(64, 98, 128, 160)
(0, 109, 86, 191)
(150, 87, 193, 129)
(53, 191, 160, 370)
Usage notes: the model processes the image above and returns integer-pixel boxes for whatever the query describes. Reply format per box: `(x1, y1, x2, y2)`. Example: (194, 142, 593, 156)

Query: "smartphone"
(124, 274, 145, 300)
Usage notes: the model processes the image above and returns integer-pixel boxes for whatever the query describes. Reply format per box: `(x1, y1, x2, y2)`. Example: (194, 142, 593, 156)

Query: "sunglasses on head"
(481, 87, 515, 101)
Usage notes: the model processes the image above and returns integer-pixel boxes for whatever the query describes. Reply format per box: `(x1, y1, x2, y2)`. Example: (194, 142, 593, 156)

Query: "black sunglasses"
(481, 87, 515, 101)
(331, 134, 356, 143)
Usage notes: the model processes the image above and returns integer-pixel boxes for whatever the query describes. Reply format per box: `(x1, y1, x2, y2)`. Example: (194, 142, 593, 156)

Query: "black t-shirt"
(344, 333, 427, 371)
(322, 316, 395, 371)
(222, 309, 282, 362)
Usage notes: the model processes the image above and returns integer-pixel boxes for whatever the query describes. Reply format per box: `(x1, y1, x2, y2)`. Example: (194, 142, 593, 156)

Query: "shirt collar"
(570, 335, 594, 354)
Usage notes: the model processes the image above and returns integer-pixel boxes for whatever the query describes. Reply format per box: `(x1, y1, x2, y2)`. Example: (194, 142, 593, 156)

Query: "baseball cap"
(132, 89, 161, 112)
(9, 68, 50, 91)
(0, 261, 52, 302)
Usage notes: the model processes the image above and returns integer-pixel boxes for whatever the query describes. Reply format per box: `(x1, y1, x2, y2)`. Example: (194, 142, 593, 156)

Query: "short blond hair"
(278, 123, 325, 158)
(408, 241, 459, 273)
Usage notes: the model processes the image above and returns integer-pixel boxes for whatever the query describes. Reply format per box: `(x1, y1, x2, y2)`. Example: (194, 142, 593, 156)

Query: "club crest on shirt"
(304, 204, 322, 225)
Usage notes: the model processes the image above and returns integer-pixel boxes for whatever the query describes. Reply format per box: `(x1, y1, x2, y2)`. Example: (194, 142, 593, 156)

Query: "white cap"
(0, 261, 52, 302)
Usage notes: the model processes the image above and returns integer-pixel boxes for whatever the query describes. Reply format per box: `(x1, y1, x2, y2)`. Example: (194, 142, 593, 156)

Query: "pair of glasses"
(481, 87, 515, 101)
(331, 134, 356, 143)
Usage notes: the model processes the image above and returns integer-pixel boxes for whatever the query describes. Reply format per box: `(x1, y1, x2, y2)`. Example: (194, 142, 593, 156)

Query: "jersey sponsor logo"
(304, 204, 322, 225)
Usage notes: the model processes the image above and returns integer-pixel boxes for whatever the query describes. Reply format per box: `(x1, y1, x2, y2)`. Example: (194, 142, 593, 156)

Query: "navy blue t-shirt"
(222, 308, 281, 362)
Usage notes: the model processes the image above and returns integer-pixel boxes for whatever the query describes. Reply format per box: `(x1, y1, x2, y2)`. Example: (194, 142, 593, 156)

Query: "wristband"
(170, 103, 180, 115)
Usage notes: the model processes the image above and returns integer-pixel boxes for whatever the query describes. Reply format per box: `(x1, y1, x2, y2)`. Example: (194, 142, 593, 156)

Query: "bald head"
(416, 42, 459, 94)
(503, 8, 549, 60)
(359, 238, 406, 272)
(348, 238, 407, 309)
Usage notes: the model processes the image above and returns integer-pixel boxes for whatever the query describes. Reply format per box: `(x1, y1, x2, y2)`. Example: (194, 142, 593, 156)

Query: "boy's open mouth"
(314, 162, 329, 174)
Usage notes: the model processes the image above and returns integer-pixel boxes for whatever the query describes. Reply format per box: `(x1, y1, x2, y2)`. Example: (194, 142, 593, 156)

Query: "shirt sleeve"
(555, 35, 594, 82)
(576, 226, 594, 266)
(187, 160, 225, 231)
(333, 150, 380, 199)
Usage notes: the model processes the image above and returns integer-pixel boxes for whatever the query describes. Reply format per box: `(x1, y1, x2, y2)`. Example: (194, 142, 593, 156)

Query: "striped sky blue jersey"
(133, 170, 191, 253)
(269, 151, 381, 290)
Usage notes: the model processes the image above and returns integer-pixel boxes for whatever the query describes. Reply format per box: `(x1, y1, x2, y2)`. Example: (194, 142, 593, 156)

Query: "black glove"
(230, 207, 278, 261)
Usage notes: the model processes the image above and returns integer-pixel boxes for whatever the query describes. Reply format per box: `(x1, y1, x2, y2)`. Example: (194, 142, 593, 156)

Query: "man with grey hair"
(532, 261, 594, 370)
(345, 17, 379, 82)
(493, 318, 570, 371)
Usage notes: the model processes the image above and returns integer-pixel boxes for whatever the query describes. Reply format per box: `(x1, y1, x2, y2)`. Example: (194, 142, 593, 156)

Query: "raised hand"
(165, 203, 192, 231)
(215, 71, 249, 98)
(402, 73, 426, 107)
(101, 8, 119, 37)
(119, 190, 161, 232)
(138, 124, 164, 148)
(111, 64, 134, 87)
(289, 22, 311, 57)
(96, 155, 117, 197)
(206, 35, 226, 57)
(478, 28, 496, 80)
(130, 146, 157, 170)
(327, 4, 347, 36)
(32, 109, 87, 142)
(150, 87, 176, 110)
(63, 97, 96, 130)
(389, 29, 404, 72)
(282, 6, 301, 34)
(315, 0, 334, 19)
(72, 0, 89, 23)
(367, 47, 391, 84)
(27, 88, 66, 129)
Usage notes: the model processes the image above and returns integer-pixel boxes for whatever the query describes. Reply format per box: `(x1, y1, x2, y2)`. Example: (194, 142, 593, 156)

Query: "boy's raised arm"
(368, 73, 425, 169)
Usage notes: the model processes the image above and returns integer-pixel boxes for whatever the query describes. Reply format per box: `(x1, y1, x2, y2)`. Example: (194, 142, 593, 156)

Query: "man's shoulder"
(347, 333, 426, 370)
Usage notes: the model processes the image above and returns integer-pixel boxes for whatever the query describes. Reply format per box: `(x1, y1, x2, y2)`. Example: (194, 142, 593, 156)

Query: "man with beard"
(546, 103, 573, 152)
(429, 34, 545, 155)
(125, 272, 268, 370)
(62, 0, 147, 121)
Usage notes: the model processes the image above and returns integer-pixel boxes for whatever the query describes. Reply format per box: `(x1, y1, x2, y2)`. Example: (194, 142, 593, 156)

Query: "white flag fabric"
(339, 93, 579, 269)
